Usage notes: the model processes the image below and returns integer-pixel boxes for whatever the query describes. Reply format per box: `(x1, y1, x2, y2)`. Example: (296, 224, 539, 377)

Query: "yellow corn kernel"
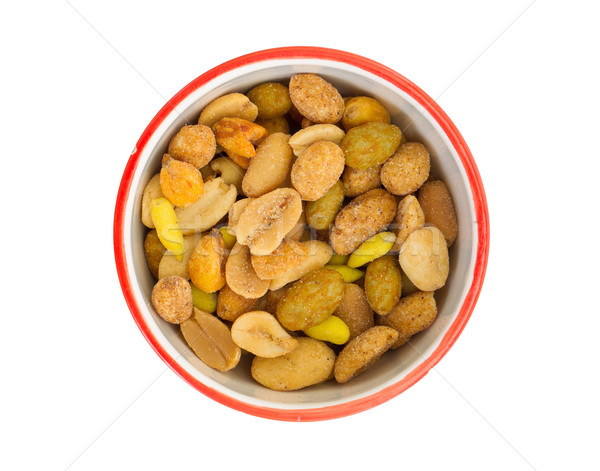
(328, 253, 349, 265)
(324, 264, 364, 283)
(304, 315, 350, 345)
(190, 284, 217, 313)
(219, 227, 236, 250)
(347, 231, 396, 268)
(150, 197, 184, 261)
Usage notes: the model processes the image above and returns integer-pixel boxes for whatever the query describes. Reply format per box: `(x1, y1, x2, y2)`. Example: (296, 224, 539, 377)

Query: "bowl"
(114, 46, 489, 421)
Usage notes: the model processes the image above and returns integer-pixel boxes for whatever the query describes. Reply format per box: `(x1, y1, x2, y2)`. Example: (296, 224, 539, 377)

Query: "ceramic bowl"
(114, 46, 489, 421)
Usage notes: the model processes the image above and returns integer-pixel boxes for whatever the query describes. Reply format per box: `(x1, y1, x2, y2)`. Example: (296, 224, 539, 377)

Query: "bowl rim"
(113, 46, 489, 422)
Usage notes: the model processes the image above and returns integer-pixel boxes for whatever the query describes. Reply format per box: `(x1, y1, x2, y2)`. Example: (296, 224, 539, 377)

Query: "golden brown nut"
(418, 180, 458, 247)
(251, 337, 335, 391)
(251, 240, 309, 280)
(330, 188, 397, 255)
(334, 326, 398, 383)
(342, 165, 382, 197)
(151, 275, 193, 324)
(213, 118, 266, 158)
(167, 124, 216, 169)
(380, 142, 430, 195)
(288, 124, 345, 156)
(289, 74, 345, 124)
(188, 230, 226, 293)
(376, 291, 437, 347)
(269, 240, 333, 290)
(225, 243, 270, 298)
(391, 195, 425, 252)
(334, 284, 374, 340)
(242, 133, 293, 197)
(291, 141, 345, 201)
(247, 82, 292, 119)
(160, 156, 204, 207)
(144, 229, 165, 278)
(224, 148, 252, 170)
(180, 307, 241, 372)
(342, 96, 391, 131)
(236, 188, 303, 256)
(216, 284, 260, 322)
(399, 226, 449, 291)
(198, 92, 258, 127)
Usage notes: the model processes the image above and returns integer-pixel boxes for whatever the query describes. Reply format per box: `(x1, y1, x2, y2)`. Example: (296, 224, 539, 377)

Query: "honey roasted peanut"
(291, 141, 345, 201)
(167, 124, 216, 169)
(151, 275, 193, 324)
(289, 74, 345, 124)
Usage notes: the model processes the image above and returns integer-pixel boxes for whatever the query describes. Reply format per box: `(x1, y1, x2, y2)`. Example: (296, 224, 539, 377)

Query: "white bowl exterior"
(122, 59, 478, 410)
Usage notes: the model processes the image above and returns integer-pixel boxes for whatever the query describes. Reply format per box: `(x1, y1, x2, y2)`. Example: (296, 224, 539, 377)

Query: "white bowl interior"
(123, 59, 477, 410)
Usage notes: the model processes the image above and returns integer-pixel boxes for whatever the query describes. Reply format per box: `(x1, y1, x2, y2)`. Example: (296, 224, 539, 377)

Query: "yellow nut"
(190, 283, 217, 313)
(219, 227, 236, 250)
(323, 264, 364, 283)
(347, 231, 396, 268)
(304, 315, 350, 345)
(328, 253, 349, 265)
(150, 197, 184, 261)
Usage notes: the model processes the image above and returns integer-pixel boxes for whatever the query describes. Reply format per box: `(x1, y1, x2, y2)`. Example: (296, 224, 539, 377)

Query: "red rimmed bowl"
(114, 47, 489, 421)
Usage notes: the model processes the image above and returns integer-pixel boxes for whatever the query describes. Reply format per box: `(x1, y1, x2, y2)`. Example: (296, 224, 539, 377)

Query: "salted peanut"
(188, 230, 227, 293)
(247, 82, 292, 119)
(226, 243, 270, 298)
(217, 284, 260, 322)
(198, 92, 258, 127)
(218, 227, 236, 250)
(236, 188, 303, 256)
(288, 124, 345, 156)
(305, 180, 344, 230)
(190, 284, 217, 313)
(323, 264, 364, 283)
(265, 286, 290, 314)
(159, 156, 204, 208)
(335, 284, 374, 341)
(391, 195, 425, 252)
(175, 178, 236, 235)
(399, 226, 449, 291)
(348, 231, 396, 268)
(243, 133, 293, 197)
(210, 156, 245, 194)
(289, 74, 345, 124)
(213, 118, 266, 158)
(151, 275, 193, 324)
(151, 197, 184, 260)
(364, 255, 402, 315)
(334, 326, 398, 383)
(284, 209, 306, 242)
(269, 240, 333, 290)
(227, 198, 254, 236)
(342, 96, 391, 131)
(330, 189, 396, 255)
(377, 291, 437, 343)
(418, 180, 458, 247)
(224, 148, 251, 170)
(158, 234, 199, 280)
(255, 116, 290, 137)
(251, 240, 309, 280)
(276, 269, 345, 331)
(342, 122, 403, 170)
(232, 311, 298, 357)
(141, 174, 164, 228)
(342, 165, 381, 197)
(291, 141, 345, 201)
(381, 142, 430, 195)
(144, 229, 165, 278)
(251, 337, 335, 391)
(304, 315, 350, 345)
(180, 307, 241, 372)
(167, 124, 216, 169)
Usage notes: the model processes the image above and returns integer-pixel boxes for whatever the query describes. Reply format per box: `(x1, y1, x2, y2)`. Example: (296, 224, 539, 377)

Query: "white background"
(1, 1, 598, 470)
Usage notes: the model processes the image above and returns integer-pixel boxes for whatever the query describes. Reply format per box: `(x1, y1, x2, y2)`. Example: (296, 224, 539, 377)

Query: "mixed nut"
(141, 73, 458, 391)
